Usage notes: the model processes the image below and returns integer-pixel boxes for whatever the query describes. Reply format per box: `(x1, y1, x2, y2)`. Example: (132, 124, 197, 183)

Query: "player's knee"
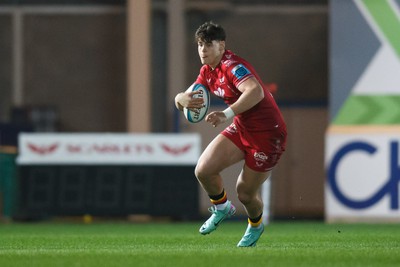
(194, 160, 208, 180)
(236, 185, 252, 205)
(237, 192, 252, 206)
(195, 161, 219, 184)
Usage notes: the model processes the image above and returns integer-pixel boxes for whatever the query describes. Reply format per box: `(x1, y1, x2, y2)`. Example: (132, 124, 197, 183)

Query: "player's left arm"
(205, 77, 264, 127)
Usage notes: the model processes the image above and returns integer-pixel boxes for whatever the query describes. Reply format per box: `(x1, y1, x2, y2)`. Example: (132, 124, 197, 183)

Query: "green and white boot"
(199, 200, 236, 235)
(237, 223, 264, 247)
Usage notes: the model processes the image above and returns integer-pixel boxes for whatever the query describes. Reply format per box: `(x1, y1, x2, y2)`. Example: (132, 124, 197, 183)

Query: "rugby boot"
(199, 200, 236, 235)
(237, 223, 264, 247)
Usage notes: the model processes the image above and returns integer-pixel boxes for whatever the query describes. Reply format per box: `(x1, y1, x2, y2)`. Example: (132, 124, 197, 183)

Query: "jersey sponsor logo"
(231, 64, 251, 80)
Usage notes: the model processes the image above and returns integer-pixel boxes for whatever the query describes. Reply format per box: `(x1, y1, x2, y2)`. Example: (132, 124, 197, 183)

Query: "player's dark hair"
(195, 21, 226, 43)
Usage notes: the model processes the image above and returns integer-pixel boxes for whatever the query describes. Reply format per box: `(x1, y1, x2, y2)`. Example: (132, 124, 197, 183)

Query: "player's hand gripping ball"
(183, 83, 210, 123)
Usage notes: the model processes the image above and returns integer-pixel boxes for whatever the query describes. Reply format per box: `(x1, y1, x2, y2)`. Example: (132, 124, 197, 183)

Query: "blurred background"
(0, 0, 328, 221)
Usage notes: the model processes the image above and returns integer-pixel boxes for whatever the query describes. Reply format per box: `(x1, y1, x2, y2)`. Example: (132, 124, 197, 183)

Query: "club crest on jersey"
(231, 64, 251, 79)
(214, 87, 225, 98)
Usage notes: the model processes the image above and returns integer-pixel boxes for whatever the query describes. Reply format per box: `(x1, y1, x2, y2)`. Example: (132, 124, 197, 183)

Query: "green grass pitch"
(0, 221, 399, 267)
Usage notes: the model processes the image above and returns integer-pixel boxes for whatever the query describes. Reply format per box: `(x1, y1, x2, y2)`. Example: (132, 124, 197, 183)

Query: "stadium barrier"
(0, 146, 18, 220)
(14, 133, 201, 220)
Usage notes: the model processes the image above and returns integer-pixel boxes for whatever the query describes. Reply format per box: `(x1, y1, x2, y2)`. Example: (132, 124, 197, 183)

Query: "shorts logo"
(231, 64, 251, 79)
(254, 151, 268, 162)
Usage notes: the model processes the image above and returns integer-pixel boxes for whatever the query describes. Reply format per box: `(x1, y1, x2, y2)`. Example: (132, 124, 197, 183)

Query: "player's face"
(197, 40, 225, 69)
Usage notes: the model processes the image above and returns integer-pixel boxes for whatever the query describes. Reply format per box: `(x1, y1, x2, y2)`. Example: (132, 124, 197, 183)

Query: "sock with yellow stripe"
(209, 190, 228, 210)
(248, 213, 263, 228)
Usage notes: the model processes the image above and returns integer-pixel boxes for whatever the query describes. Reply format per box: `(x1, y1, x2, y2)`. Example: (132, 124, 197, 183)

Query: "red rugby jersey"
(195, 50, 286, 132)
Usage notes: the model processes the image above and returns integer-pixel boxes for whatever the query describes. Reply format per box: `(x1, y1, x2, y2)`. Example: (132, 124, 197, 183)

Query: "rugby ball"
(183, 83, 210, 123)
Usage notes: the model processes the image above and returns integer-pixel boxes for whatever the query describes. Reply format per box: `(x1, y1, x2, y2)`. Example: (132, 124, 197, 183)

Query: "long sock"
(209, 190, 228, 210)
(248, 213, 263, 228)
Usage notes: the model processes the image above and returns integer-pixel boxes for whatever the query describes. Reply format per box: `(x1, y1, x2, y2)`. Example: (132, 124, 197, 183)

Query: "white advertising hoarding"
(325, 127, 400, 222)
(17, 133, 201, 165)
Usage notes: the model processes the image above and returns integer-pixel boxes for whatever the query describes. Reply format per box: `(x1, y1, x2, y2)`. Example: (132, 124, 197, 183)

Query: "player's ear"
(219, 41, 225, 51)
